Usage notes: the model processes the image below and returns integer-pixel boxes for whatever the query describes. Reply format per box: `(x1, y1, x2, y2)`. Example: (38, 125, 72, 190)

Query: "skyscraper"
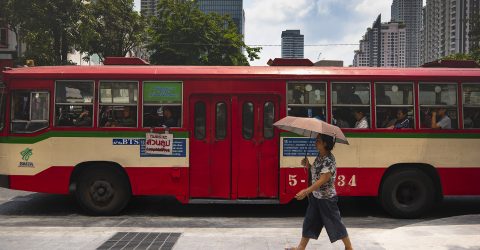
(422, 0, 480, 64)
(141, 0, 245, 37)
(196, 0, 245, 37)
(281, 30, 304, 59)
(391, 0, 423, 67)
(353, 15, 406, 68)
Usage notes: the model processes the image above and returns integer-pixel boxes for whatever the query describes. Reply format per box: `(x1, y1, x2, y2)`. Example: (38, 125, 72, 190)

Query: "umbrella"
(273, 116, 349, 145)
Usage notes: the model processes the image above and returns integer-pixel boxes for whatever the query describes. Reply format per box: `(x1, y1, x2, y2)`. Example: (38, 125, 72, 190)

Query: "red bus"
(0, 63, 479, 217)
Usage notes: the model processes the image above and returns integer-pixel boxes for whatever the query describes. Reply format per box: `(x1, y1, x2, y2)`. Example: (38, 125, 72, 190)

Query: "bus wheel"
(380, 169, 435, 218)
(75, 168, 131, 215)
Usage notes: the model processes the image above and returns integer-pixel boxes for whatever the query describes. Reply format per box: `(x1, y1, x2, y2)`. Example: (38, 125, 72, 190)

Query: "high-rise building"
(140, 0, 159, 17)
(391, 0, 423, 67)
(353, 15, 406, 68)
(281, 30, 304, 59)
(381, 22, 407, 67)
(422, 0, 480, 64)
(141, 0, 245, 37)
(196, 0, 245, 37)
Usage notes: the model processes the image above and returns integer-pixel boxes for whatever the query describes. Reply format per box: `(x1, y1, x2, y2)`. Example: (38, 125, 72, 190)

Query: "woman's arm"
(295, 172, 332, 200)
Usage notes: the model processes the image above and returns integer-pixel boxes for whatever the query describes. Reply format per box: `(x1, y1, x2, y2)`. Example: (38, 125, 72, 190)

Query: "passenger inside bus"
(386, 108, 411, 129)
(431, 107, 452, 129)
(73, 109, 92, 127)
(143, 106, 180, 128)
(464, 108, 480, 128)
(354, 110, 369, 128)
(102, 106, 136, 127)
(376, 85, 392, 105)
(338, 85, 362, 104)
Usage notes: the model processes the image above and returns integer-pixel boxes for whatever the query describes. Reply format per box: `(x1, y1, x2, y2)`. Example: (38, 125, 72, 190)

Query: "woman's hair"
(319, 134, 335, 151)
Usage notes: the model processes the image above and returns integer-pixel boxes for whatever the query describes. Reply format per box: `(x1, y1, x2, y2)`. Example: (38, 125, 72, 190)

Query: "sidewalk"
(0, 215, 478, 250)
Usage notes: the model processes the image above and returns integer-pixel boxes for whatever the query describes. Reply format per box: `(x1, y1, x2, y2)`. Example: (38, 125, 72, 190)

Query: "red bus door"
(236, 95, 279, 198)
(189, 95, 231, 198)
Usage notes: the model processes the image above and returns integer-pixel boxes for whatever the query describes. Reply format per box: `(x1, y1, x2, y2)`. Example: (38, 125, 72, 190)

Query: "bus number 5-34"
(337, 175, 357, 187)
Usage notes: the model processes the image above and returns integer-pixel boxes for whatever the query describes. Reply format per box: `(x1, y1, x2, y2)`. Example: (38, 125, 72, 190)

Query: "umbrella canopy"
(273, 116, 349, 145)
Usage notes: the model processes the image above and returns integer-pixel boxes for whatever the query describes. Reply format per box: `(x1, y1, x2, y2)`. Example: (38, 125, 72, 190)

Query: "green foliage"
(2, 0, 83, 65)
(147, 0, 261, 66)
(77, 0, 146, 62)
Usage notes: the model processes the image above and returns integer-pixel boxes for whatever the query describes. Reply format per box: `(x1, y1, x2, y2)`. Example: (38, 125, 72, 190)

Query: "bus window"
(99, 81, 138, 127)
(375, 83, 414, 129)
(216, 102, 227, 140)
(0, 84, 5, 131)
(55, 81, 94, 127)
(332, 83, 370, 128)
(463, 83, 480, 128)
(11, 91, 49, 133)
(287, 83, 326, 120)
(242, 102, 254, 139)
(264, 102, 275, 139)
(142, 82, 182, 128)
(419, 83, 458, 129)
(194, 101, 206, 140)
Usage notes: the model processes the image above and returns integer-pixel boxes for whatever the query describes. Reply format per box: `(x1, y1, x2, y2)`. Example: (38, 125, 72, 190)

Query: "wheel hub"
(396, 181, 419, 206)
(90, 180, 114, 203)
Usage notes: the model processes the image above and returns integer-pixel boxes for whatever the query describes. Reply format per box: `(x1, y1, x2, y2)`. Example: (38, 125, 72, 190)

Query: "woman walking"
(291, 134, 353, 250)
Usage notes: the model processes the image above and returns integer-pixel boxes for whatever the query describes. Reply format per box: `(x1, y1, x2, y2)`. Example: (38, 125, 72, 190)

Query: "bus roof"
(3, 65, 480, 81)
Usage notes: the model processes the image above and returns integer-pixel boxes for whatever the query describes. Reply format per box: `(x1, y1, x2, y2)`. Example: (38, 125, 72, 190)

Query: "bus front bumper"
(0, 175, 9, 188)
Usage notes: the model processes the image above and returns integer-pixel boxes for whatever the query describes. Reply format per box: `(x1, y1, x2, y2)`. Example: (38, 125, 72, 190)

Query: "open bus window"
(375, 83, 414, 129)
(143, 82, 182, 128)
(332, 83, 370, 128)
(99, 81, 138, 128)
(11, 91, 49, 133)
(287, 82, 326, 120)
(0, 84, 5, 131)
(55, 81, 94, 127)
(463, 84, 480, 128)
(419, 83, 458, 129)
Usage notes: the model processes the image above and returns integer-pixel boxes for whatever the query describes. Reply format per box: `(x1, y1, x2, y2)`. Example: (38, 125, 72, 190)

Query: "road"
(0, 187, 479, 249)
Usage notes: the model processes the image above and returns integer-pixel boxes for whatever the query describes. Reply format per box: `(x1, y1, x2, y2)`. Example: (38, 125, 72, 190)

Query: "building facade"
(281, 30, 304, 59)
(353, 15, 406, 68)
(196, 0, 245, 37)
(391, 0, 423, 67)
(422, 0, 480, 64)
(141, 0, 245, 37)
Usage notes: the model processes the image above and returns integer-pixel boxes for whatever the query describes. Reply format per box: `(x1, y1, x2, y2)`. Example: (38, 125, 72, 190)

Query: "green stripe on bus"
(0, 131, 189, 144)
(279, 131, 480, 139)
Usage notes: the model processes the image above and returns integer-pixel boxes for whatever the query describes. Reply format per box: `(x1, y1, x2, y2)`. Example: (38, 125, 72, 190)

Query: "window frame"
(374, 82, 415, 129)
(141, 81, 183, 128)
(215, 101, 227, 140)
(54, 80, 95, 128)
(286, 81, 327, 118)
(194, 101, 206, 140)
(331, 81, 372, 129)
(0, 25, 8, 48)
(98, 80, 139, 128)
(10, 90, 50, 134)
(461, 82, 480, 129)
(418, 82, 459, 129)
(263, 101, 275, 140)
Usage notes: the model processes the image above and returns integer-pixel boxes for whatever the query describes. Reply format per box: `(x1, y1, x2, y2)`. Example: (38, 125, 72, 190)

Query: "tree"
(77, 0, 146, 62)
(147, 0, 260, 66)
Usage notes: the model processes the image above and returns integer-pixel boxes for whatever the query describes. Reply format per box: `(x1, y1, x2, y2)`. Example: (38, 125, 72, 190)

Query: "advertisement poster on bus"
(145, 133, 173, 155)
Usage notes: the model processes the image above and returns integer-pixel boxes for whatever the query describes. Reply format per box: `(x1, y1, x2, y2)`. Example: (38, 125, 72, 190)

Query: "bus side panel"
(126, 167, 188, 202)
(279, 167, 385, 204)
(9, 166, 72, 194)
(438, 168, 480, 195)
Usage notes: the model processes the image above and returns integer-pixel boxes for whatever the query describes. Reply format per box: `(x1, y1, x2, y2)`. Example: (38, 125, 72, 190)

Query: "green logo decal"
(20, 148, 33, 161)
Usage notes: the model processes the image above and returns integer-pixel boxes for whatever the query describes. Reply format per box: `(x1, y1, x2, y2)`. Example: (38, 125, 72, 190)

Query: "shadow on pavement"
(0, 190, 479, 229)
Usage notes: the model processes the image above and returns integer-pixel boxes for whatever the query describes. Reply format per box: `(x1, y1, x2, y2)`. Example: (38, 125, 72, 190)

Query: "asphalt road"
(1, 187, 479, 229)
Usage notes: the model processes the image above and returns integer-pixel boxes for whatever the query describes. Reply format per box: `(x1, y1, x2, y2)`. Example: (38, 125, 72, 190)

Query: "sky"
(133, 0, 410, 66)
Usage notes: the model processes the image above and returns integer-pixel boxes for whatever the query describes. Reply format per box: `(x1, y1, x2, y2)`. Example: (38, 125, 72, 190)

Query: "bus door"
(236, 95, 279, 198)
(189, 95, 232, 198)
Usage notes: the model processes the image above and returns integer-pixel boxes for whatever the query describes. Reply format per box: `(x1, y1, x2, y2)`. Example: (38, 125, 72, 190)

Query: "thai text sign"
(145, 133, 173, 155)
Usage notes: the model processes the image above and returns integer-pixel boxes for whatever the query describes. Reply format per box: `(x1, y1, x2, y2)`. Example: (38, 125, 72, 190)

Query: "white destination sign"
(145, 133, 173, 155)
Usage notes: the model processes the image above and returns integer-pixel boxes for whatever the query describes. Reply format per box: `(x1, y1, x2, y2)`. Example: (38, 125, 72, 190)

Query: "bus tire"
(75, 168, 131, 215)
(380, 169, 435, 218)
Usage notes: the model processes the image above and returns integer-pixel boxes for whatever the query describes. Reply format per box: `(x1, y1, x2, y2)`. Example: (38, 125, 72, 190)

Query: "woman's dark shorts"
(302, 196, 348, 243)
